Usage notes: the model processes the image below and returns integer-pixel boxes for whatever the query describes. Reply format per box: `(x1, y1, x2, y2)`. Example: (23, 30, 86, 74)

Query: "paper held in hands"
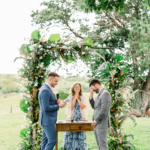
(62, 98, 70, 103)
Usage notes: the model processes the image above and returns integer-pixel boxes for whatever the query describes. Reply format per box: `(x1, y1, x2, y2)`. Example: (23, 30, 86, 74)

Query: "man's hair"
(48, 72, 60, 78)
(89, 78, 101, 87)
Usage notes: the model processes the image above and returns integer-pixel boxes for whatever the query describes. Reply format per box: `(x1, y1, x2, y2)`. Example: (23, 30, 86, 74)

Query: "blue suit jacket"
(38, 83, 59, 127)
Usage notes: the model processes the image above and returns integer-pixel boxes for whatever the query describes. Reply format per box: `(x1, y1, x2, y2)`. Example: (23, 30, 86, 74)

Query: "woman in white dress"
(61, 83, 88, 150)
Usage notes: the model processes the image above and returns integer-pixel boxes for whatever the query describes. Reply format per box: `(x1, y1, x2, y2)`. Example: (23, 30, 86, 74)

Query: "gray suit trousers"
(94, 124, 109, 150)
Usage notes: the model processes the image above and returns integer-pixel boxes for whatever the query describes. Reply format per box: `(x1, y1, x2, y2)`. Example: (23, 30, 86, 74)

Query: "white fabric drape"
(66, 95, 88, 121)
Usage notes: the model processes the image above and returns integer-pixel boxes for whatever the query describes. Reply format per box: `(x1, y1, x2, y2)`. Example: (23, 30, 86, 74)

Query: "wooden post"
(10, 106, 12, 113)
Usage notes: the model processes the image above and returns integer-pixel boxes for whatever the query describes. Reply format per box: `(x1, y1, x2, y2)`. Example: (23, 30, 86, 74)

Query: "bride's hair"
(71, 83, 83, 96)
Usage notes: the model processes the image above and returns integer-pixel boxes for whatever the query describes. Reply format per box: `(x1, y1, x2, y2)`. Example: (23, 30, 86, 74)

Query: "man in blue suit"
(38, 72, 66, 150)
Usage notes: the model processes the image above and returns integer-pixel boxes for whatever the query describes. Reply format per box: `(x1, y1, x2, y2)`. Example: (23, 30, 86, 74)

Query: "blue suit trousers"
(41, 125, 56, 150)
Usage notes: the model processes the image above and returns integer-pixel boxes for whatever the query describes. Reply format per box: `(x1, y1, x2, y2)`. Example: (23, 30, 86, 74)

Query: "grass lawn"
(0, 94, 150, 150)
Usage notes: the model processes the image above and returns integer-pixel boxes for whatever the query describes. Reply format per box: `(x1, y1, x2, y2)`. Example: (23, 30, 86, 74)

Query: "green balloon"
(31, 30, 41, 40)
(20, 128, 28, 138)
(48, 33, 60, 43)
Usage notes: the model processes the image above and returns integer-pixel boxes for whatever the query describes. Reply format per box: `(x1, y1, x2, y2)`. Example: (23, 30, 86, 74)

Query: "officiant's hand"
(74, 93, 79, 100)
(56, 98, 61, 104)
(91, 121, 97, 127)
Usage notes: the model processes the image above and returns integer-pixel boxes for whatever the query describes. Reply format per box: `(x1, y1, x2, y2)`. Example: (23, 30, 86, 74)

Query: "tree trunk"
(140, 70, 150, 116)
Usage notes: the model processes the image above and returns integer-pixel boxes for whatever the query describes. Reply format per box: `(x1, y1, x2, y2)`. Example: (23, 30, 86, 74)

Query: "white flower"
(55, 41, 57, 44)
(34, 82, 38, 86)
(85, 46, 89, 50)
(37, 130, 40, 133)
(40, 48, 43, 51)
(82, 52, 85, 54)
(40, 56, 43, 59)
(98, 44, 101, 47)
(25, 101, 28, 104)
(51, 43, 56, 47)
(27, 107, 31, 110)
(78, 45, 81, 48)
(27, 131, 30, 134)
(29, 121, 32, 124)
(38, 45, 42, 48)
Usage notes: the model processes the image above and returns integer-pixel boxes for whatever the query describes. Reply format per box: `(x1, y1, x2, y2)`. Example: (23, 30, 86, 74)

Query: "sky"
(0, 0, 96, 77)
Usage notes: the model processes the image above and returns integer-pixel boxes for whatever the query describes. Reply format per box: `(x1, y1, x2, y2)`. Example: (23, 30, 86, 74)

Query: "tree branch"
(105, 12, 124, 29)
(91, 47, 114, 49)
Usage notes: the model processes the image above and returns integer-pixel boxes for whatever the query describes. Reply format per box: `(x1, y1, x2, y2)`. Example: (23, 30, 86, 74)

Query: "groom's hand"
(59, 103, 66, 108)
(90, 89, 94, 98)
(91, 121, 97, 127)
(56, 98, 61, 104)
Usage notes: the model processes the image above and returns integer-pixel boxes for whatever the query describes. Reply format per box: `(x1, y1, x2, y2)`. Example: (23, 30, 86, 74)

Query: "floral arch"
(15, 30, 136, 150)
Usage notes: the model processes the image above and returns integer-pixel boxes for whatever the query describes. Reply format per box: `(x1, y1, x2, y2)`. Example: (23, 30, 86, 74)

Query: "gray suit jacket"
(89, 87, 111, 129)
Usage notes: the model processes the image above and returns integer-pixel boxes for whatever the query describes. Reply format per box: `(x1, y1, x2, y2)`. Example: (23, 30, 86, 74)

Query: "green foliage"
(84, 38, 93, 46)
(48, 33, 60, 43)
(20, 44, 31, 54)
(81, 0, 126, 13)
(58, 90, 70, 100)
(20, 99, 30, 113)
(42, 55, 51, 67)
(20, 128, 28, 138)
(31, 30, 41, 40)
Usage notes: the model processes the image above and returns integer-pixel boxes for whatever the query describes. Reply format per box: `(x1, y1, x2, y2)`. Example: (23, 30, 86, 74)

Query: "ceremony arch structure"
(15, 30, 136, 150)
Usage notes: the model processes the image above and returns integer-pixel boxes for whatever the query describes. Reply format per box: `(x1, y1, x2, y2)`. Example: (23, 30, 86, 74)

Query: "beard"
(93, 88, 99, 93)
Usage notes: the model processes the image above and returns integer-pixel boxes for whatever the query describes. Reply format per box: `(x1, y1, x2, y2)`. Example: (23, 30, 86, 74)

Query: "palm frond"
(109, 126, 115, 137)
(89, 49, 106, 62)
(14, 56, 25, 62)
(124, 89, 139, 102)
(19, 49, 27, 59)
(118, 115, 128, 129)
(128, 115, 137, 127)
(122, 141, 136, 149)
(32, 45, 36, 60)
(124, 134, 134, 139)
(109, 71, 115, 85)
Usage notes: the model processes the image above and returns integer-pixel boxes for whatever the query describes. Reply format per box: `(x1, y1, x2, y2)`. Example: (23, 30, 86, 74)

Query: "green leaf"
(20, 128, 28, 138)
(42, 55, 51, 67)
(20, 44, 31, 54)
(68, 57, 74, 63)
(115, 55, 123, 62)
(65, 55, 69, 60)
(107, 63, 111, 68)
(87, 55, 90, 60)
(14, 57, 24, 62)
(84, 38, 93, 46)
(19, 68, 24, 73)
(20, 99, 30, 113)
(48, 33, 60, 43)
(31, 30, 41, 40)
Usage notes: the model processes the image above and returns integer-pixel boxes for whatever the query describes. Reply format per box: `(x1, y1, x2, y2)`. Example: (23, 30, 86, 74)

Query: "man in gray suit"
(89, 78, 111, 150)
